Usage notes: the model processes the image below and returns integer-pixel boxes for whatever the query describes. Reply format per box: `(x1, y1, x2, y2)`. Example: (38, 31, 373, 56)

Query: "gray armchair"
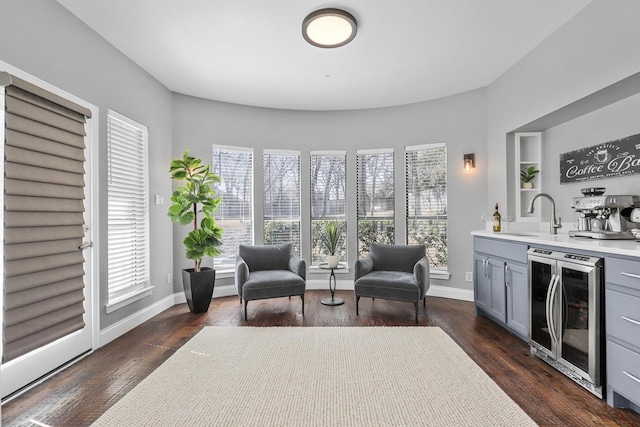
(235, 243, 306, 320)
(354, 243, 430, 323)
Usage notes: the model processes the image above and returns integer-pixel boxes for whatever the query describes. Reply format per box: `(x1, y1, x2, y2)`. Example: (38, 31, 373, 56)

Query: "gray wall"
(0, 0, 175, 329)
(172, 89, 487, 292)
(542, 92, 640, 223)
(487, 0, 640, 215)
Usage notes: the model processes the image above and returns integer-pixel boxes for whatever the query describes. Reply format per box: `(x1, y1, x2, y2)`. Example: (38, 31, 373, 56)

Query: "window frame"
(211, 144, 254, 272)
(106, 109, 152, 310)
(263, 149, 302, 256)
(310, 150, 347, 265)
(405, 142, 448, 271)
(356, 148, 395, 257)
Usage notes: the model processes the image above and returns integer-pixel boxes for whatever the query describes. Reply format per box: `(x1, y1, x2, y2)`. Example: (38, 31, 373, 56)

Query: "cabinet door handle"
(622, 316, 640, 327)
(623, 371, 640, 384)
(621, 271, 640, 280)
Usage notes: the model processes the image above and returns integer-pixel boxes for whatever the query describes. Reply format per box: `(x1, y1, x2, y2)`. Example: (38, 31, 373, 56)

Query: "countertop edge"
(471, 230, 640, 258)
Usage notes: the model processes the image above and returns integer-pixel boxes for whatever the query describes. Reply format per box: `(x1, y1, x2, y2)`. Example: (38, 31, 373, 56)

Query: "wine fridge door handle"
(549, 274, 561, 345)
(545, 274, 556, 344)
(547, 274, 560, 345)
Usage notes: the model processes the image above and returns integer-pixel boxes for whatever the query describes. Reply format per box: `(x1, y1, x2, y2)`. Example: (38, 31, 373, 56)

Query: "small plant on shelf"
(520, 166, 539, 189)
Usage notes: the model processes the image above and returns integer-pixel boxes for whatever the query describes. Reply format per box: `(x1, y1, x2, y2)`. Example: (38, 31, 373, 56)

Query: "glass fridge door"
(529, 256, 556, 355)
(558, 261, 600, 384)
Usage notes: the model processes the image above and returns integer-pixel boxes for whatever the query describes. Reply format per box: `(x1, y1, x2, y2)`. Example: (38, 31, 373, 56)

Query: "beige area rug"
(91, 327, 536, 426)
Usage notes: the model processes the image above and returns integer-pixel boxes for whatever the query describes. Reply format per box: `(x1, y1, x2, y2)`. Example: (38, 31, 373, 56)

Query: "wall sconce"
(463, 153, 475, 172)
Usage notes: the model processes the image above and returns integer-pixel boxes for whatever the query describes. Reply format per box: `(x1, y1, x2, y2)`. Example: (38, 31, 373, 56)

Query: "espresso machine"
(569, 189, 640, 239)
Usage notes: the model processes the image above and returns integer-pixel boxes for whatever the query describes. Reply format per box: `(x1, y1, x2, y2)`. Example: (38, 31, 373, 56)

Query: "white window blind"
(311, 151, 346, 265)
(406, 143, 448, 268)
(356, 149, 394, 256)
(263, 150, 301, 256)
(212, 145, 253, 270)
(107, 110, 150, 301)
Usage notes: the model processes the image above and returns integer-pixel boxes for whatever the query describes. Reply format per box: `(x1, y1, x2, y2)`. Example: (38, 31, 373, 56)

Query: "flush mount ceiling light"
(302, 8, 357, 48)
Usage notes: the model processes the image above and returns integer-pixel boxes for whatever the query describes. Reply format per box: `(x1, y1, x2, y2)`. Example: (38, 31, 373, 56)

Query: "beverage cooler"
(528, 248, 604, 397)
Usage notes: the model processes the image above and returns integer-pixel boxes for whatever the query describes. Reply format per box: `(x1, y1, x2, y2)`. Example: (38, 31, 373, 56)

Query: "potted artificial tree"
(168, 150, 223, 314)
(321, 220, 342, 268)
(520, 166, 539, 189)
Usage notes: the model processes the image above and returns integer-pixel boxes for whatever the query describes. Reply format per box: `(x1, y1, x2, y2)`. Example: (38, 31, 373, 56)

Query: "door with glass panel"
(1, 71, 95, 399)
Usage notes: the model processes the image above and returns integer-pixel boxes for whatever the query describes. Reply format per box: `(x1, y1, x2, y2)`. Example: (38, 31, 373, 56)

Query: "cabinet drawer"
(606, 289, 640, 346)
(607, 340, 640, 406)
(606, 256, 640, 290)
(474, 237, 527, 264)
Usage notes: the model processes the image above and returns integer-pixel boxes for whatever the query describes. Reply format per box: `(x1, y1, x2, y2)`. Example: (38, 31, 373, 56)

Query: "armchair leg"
(244, 300, 248, 321)
(356, 296, 360, 315)
(240, 296, 242, 304)
(414, 302, 419, 324)
(301, 295, 305, 315)
(423, 297, 426, 308)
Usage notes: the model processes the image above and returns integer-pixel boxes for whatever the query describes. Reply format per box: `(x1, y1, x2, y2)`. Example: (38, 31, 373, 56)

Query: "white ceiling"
(57, 0, 591, 111)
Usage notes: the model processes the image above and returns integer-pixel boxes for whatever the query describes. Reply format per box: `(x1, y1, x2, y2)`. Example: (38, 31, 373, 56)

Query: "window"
(107, 110, 150, 302)
(212, 145, 253, 270)
(263, 150, 301, 256)
(406, 143, 448, 269)
(310, 151, 347, 265)
(356, 149, 394, 256)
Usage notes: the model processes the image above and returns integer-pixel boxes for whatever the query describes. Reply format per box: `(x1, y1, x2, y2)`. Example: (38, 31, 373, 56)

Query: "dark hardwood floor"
(3, 291, 640, 426)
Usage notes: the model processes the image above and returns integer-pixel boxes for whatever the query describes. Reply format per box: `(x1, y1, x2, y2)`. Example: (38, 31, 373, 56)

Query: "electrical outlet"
(155, 195, 164, 205)
(465, 272, 473, 282)
(166, 273, 172, 284)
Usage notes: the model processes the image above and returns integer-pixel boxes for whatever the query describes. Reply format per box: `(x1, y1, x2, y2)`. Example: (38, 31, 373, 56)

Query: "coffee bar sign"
(560, 133, 640, 183)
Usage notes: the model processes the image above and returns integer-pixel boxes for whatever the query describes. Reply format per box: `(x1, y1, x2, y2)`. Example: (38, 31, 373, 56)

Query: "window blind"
(107, 111, 150, 301)
(356, 149, 394, 256)
(212, 145, 253, 270)
(310, 152, 346, 264)
(263, 150, 301, 256)
(405, 143, 448, 268)
(2, 74, 91, 363)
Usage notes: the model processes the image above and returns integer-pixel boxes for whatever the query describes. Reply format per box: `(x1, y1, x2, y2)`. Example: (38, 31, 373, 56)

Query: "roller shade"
(3, 73, 89, 363)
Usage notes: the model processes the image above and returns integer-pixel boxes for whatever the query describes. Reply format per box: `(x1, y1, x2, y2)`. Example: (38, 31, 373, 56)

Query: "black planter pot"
(181, 267, 215, 314)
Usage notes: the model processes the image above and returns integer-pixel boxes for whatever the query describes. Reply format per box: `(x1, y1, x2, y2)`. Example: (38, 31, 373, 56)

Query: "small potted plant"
(168, 150, 223, 313)
(321, 220, 342, 268)
(520, 166, 539, 189)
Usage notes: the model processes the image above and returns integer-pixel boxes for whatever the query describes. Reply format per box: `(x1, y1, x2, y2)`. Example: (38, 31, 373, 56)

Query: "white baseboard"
(427, 285, 474, 302)
(98, 294, 175, 347)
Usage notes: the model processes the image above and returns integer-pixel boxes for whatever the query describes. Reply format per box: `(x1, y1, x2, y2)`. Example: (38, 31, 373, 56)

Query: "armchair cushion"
(242, 270, 305, 301)
(354, 271, 420, 302)
(370, 243, 426, 273)
(239, 243, 292, 272)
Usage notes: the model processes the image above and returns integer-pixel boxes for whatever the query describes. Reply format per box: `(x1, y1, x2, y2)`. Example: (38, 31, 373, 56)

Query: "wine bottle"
(493, 203, 501, 232)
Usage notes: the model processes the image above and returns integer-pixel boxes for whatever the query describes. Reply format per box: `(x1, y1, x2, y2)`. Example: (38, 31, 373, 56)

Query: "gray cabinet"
(606, 255, 640, 412)
(506, 262, 528, 337)
(473, 237, 529, 339)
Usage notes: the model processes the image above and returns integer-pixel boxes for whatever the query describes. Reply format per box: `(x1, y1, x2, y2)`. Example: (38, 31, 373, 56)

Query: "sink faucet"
(527, 193, 562, 235)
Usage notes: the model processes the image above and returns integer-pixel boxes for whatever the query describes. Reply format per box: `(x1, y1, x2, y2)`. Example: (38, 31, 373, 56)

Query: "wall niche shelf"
(515, 132, 542, 222)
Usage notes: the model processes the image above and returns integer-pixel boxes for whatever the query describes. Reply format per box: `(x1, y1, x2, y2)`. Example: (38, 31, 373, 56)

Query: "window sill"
(430, 270, 450, 280)
(105, 286, 155, 314)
